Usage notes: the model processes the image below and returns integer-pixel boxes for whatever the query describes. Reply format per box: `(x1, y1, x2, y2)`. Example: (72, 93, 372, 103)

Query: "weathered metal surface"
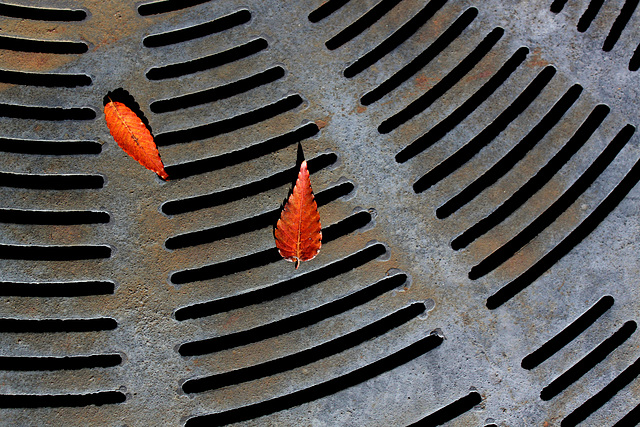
(1, 0, 640, 425)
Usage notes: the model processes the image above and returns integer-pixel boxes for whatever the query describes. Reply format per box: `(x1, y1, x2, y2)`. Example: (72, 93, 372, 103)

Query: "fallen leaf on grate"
(104, 98, 169, 180)
(275, 160, 322, 269)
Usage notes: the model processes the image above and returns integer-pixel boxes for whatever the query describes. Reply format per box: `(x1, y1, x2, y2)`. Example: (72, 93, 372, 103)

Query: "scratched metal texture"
(0, 0, 639, 426)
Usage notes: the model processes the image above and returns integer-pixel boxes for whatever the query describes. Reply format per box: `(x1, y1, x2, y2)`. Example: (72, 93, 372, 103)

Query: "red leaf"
(104, 99, 169, 180)
(275, 160, 322, 269)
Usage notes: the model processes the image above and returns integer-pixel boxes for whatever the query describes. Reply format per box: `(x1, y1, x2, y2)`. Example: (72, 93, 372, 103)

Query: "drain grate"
(1, 0, 640, 425)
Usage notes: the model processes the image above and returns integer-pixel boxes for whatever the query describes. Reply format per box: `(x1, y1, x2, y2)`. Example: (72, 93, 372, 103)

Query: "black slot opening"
(0, 244, 111, 261)
(381, 25, 503, 134)
(182, 302, 425, 393)
(0, 172, 103, 190)
(175, 242, 384, 323)
(0, 35, 87, 54)
(0, 4, 86, 21)
(146, 38, 268, 80)
(614, 400, 640, 426)
(325, 0, 404, 50)
(0, 354, 122, 371)
(469, 117, 632, 280)
(184, 333, 443, 426)
(177, 274, 406, 354)
(309, 0, 351, 22)
(408, 391, 482, 426)
(561, 354, 640, 426)
(164, 123, 318, 180)
(414, 66, 556, 194)
(541, 321, 636, 401)
(395, 44, 528, 163)
(0, 317, 117, 333)
(144, 10, 251, 47)
(151, 66, 285, 113)
(602, 0, 639, 52)
(344, 0, 447, 78)
(522, 295, 614, 370)
(155, 94, 302, 146)
(166, 181, 353, 249)
(577, 0, 606, 32)
(0, 208, 109, 225)
(360, 7, 477, 105)
(138, 0, 212, 15)
(453, 105, 610, 251)
(0, 391, 125, 408)
(170, 211, 373, 284)
(0, 281, 115, 297)
(439, 84, 582, 220)
(551, 0, 569, 13)
(487, 131, 640, 310)
(0, 103, 95, 121)
(630, 42, 640, 71)
(0, 69, 91, 87)
(0, 138, 101, 155)
(162, 153, 335, 215)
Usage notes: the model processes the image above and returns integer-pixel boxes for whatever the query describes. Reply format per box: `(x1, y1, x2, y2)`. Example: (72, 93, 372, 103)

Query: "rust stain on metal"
(527, 47, 550, 68)
(315, 118, 329, 129)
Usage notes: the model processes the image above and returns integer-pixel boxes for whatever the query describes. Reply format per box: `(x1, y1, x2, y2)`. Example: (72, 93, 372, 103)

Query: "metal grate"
(1, 0, 640, 425)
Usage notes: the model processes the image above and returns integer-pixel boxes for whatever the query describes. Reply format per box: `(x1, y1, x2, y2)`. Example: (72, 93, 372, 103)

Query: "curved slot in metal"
(155, 94, 302, 146)
(344, 0, 447, 78)
(182, 303, 426, 392)
(176, 274, 407, 352)
(551, 0, 569, 13)
(469, 122, 634, 280)
(165, 181, 353, 249)
(438, 84, 582, 220)
(170, 211, 374, 284)
(184, 333, 443, 426)
(146, 38, 268, 80)
(175, 242, 384, 320)
(0, 172, 103, 190)
(0, 391, 125, 408)
(0, 317, 117, 333)
(325, 0, 404, 50)
(360, 6, 477, 104)
(164, 123, 318, 179)
(138, 0, 212, 16)
(630, 42, 640, 71)
(162, 153, 336, 215)
(577, 0, 606, 33)
(380, 26, 505, 134)
(602, 0, 639, 52)
(0, 280, 115, 297)
(0, 69, 91, 87)
(150, 66, 285, 113)
(561, 354, 640, 426)
(0, 3, 86, 21)
(541, 321, 637, 401)
(0, 244, 111, 261)
(0, 35, 87, 54)
(0, 208, 109, 224)
(0, 103, 95, 121)
(521, 295, 614, 370)
(143, 9, 251, 47)
(414, 66, 556, 193)
(407, 391, 482, 426)
(453, 105, 611, 251)
(0, 354, 122, 371)
(394, 44, 527, 162)
(308, 0, 351, 22)
(487, 143, 640, 309)
(0, 137, 101, 155)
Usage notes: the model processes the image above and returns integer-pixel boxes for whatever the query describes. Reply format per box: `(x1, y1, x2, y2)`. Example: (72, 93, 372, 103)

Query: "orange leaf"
(275, 160, 322, 269)
(104, 99, 169, 180)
